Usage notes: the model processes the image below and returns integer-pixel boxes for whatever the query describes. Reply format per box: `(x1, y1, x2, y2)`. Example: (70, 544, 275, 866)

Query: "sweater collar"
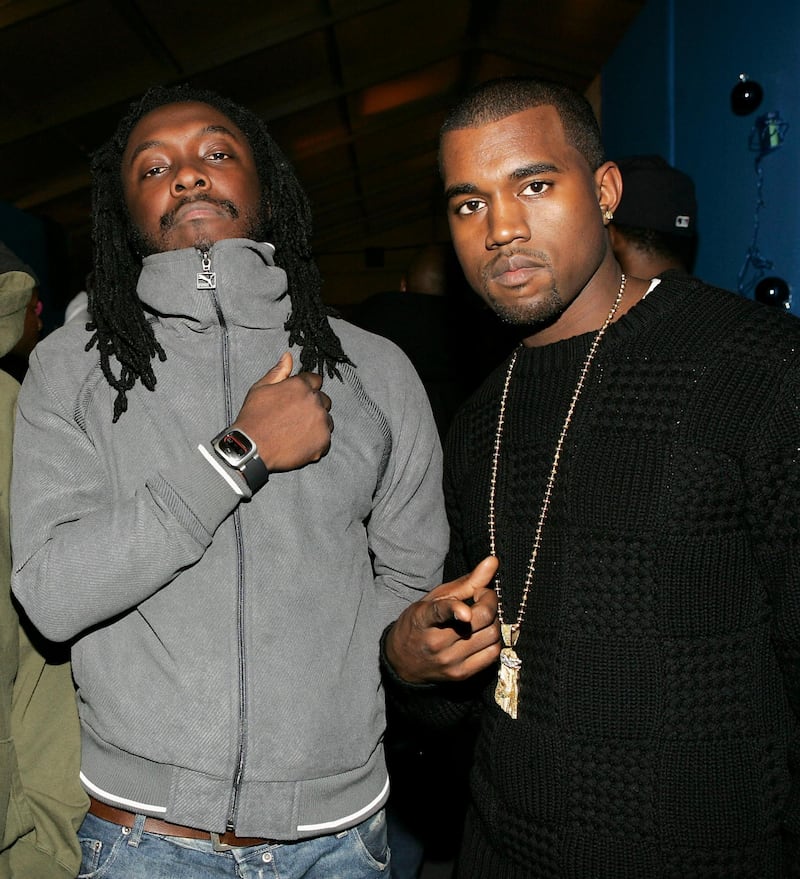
(137, 238, 290, 330)
(514, 274, 691, 372)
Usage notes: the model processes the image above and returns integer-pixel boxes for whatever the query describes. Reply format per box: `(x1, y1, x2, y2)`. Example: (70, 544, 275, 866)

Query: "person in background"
(382, 76, 800, 878)
(608, 153, 698, 278)
(0, 243, 43, 383)
(10, 84, 447, 879)
(63, 289, 90, 326)
(351, 243, 470, 441)
(0, 258, 87, 877)
(353, 243, 518, 445)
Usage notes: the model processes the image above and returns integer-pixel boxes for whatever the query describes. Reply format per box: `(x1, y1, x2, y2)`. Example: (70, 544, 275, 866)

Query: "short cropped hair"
(440, 76, 605, 172)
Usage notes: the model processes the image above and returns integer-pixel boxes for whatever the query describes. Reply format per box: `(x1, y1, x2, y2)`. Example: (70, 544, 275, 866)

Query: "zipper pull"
(197, 249, 217, 291)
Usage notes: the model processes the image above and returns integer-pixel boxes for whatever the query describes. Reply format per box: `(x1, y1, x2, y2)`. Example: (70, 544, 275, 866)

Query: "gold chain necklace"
(489, 274, 627, 718)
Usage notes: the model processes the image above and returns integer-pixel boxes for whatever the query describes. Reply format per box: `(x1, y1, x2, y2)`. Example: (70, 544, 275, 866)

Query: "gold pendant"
(495, 623, 521, 719)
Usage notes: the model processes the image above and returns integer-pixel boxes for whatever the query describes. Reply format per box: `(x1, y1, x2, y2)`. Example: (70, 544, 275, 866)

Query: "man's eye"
(456, 199, 485, 216)
(208, 151, 231, 161)
(523, 181, 548, 195)
(143, 166, 166, 178)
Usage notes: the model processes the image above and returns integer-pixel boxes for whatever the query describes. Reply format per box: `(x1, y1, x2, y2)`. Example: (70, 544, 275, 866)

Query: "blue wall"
(602, 0, 800, 310)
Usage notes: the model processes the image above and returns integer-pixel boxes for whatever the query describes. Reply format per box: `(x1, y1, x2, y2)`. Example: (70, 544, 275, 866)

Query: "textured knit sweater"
(386, 275, 800, 878)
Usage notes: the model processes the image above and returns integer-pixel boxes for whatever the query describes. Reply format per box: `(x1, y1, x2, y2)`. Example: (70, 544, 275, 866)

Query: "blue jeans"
(386, 804, 424, 879)
(78, 809, 390, 879)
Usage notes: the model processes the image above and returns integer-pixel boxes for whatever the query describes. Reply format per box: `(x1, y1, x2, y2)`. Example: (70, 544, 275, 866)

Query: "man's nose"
(171, 163, 208, 195)
(485, 200, 530, 249)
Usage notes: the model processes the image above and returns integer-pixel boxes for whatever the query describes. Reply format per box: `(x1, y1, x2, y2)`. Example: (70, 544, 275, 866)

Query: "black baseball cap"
(613, 155, 697, 236)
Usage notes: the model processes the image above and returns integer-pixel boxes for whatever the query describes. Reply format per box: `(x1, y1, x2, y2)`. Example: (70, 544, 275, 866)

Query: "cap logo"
(675, 215, 691, 229)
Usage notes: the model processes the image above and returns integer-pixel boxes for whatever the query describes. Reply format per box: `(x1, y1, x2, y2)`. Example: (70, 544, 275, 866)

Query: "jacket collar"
(137, 239, 290, 330)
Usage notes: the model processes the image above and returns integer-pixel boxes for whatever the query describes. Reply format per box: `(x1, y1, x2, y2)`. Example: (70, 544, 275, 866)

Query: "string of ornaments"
(731, 74, 791, 309)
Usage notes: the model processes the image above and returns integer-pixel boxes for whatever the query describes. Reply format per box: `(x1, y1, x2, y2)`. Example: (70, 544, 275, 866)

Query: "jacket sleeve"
(10, 350, 241, 643)
(378, 413, 486, 732)
(362, 349, 449, 627)
(6, 615, 88, 879)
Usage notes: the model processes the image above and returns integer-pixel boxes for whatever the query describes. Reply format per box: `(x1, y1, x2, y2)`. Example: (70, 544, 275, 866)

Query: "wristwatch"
(211, 427, 269, 492)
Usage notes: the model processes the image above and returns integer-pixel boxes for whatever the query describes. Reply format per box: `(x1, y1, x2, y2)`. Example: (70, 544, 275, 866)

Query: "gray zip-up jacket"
(10, 239, 447, 840)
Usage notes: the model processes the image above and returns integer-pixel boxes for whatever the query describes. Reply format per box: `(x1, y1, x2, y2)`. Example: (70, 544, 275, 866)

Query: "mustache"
(159, 195, 240, 231)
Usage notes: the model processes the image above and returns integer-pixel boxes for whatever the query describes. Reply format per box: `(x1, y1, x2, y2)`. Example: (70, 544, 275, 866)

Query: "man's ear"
(595, 161, 623, 221)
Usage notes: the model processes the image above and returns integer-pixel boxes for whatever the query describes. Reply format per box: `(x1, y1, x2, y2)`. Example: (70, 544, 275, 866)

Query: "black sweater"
(386, 276, 800, 878)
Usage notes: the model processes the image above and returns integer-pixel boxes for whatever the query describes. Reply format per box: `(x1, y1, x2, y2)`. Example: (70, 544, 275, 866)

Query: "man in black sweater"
(382, 77, 800, 878)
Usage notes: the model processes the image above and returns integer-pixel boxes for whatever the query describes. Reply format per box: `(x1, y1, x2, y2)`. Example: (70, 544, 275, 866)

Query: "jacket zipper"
(198, 249, 248, 832)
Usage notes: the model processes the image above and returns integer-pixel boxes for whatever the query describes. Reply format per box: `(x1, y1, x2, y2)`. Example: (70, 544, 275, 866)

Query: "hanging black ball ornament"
(731, 74, 763, 116)
(755, 276, 791, 307)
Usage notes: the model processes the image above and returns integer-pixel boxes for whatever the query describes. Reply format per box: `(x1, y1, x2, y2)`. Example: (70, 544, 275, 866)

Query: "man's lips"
(490, 255, 545, 286)
(174, 201, 226, 223)
(160, 197, 235, 230)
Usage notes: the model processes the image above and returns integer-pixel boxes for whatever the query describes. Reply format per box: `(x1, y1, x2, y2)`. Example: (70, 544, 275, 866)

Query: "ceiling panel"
(0, 0, 645, 300)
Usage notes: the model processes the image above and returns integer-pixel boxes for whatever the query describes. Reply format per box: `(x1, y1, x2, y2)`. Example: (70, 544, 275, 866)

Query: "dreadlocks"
(88, 83, 350, 421)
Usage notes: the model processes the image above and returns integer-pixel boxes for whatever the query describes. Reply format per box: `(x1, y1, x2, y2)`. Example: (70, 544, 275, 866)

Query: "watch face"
(216, 431, 252, 466)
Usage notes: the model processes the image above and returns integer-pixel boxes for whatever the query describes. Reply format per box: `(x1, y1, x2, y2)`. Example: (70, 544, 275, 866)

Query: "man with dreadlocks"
(9, 85, 451, 878)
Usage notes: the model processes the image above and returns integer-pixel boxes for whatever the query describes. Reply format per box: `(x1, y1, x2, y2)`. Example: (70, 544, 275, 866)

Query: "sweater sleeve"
(745, 366, 800, 724)
(744, 364, 800, 867)
(10, 350, 241, 643)
(380, 625, 489, 734)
